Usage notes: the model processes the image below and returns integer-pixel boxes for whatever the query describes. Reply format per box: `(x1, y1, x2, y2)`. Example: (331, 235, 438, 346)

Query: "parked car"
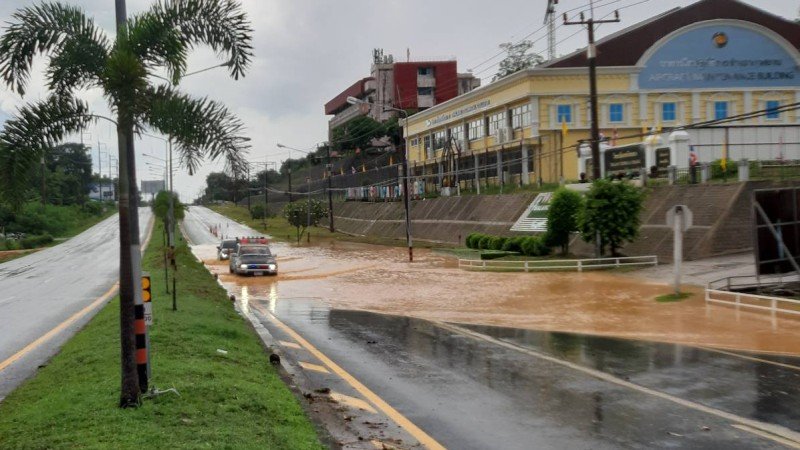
(228, 237, 277, 276)
(217, 239, 237, 260)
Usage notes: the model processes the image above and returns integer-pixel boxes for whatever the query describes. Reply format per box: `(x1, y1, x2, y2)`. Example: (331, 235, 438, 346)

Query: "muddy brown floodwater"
(197, 239, 800, 356)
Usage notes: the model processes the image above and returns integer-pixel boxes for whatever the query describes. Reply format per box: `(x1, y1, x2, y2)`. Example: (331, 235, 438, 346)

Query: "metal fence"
(705, 273, 800, 317)
(458, 255, 658, 272)
(705, 288, 800, 317)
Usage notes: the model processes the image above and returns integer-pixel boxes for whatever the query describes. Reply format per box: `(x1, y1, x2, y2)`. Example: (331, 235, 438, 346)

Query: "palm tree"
(0, 0, 253, 407)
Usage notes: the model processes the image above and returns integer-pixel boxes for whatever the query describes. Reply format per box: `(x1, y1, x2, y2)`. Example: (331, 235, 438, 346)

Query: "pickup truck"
(228, 237, 277, 276)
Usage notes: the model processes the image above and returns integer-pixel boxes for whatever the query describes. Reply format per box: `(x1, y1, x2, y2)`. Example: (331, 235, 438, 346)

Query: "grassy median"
(0, 221, 323, 449)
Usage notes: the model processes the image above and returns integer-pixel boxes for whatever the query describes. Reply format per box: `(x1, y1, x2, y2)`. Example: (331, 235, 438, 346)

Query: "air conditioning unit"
(503, 127, 514, 143)
(495, 127, 514, 144)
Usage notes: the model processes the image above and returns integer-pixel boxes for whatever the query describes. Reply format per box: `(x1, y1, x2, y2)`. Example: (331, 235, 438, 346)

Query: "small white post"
(673, 208, 683, 296)
(578, 260, 583, 272)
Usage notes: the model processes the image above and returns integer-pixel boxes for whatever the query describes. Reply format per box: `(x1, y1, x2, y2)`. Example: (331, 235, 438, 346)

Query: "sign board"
(639, 23, 800, 90)
(754, 187, 800, 275)
(604, 144, 645, 176)
(141, 180, 165, 195)
(655, 147, 671, 175)
(666, 205, 693, 231)
(511, 192, 554, 232)
(142, 273, 153, 326)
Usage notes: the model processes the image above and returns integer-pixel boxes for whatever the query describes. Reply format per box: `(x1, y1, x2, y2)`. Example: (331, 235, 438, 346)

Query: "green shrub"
(478, 235, 493, 250)
(488, 236, 507, 250)
(710, 159, 738, 179)
(501, 236, 525, 252)
(466, 233, 483, 249)
(21, 233, 54, 249)
(82, 201, 104, 216)
(250, 204, 266, 220)
(1, 239, 20, 251)
(520, 235, 550, 257)
(547, 187, 584, 255)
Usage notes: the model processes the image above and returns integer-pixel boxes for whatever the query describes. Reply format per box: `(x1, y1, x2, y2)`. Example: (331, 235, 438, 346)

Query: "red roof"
(325, 77, 374, 115)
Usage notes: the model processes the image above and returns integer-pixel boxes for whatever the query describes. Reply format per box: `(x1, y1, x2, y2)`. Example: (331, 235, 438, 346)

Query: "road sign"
(666, 205, 693, 231)
(142, 273, 153, 326)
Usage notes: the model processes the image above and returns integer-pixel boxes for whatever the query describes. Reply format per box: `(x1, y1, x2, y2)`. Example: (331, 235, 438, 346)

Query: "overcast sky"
(0, 0, 797, 201)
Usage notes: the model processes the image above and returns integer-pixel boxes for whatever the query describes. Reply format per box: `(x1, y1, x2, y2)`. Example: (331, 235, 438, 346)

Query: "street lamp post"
(347, 96, 413, 262)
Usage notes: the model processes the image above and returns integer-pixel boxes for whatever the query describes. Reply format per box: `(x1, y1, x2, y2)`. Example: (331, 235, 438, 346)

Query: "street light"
(346, 96, 413, 262)
(276, 143, 312, 203)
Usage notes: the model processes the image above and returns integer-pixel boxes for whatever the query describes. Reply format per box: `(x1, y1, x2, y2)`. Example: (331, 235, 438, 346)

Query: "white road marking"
(438, 321, 800, 447)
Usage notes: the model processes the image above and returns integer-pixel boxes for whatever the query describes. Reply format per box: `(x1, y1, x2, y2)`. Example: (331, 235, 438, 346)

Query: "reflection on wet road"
(183, 207, 800, 448)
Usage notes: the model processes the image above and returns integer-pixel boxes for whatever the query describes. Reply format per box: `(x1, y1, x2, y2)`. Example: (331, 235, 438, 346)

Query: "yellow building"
(404, 0, 800, 187)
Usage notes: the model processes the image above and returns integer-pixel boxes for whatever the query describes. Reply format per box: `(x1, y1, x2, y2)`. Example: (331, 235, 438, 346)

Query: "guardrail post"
(771, 298, 777, 314)
(577, 260, 582, 272)
(524, 261, 529, 272)
(615, 258, 620, 268)
(735, 293, 740, 309)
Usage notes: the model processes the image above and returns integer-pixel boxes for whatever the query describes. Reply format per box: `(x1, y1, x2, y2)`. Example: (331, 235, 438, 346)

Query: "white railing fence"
(458, 255, 658, 272)
(705, 287, 800, 317)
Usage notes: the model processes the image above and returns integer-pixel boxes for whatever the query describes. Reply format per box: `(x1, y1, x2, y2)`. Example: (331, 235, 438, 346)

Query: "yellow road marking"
(330, 391, 378, 413)
(280, 340, 302, 350)
(1, 213, 154, 375)
(0, 283, 118, 373)
(252, 304, 446, 450)
(437, 321, 800, 446)
(700, 347, 800, 372)
(299, 361, 330, 374)
(732, 424, 800, 449)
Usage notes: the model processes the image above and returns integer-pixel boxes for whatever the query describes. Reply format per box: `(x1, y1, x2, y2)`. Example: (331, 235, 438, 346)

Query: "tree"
(546, 188, 584, 255)
(0, 0, 252, 407)
(283, 199, 327, 244)
(578, 180, 645, 257)
(493, 40, 543, 81)
(151, 190, 184, 224)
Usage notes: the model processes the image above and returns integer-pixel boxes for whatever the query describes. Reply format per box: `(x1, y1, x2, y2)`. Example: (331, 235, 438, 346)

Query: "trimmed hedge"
(465, 233, 550, 256)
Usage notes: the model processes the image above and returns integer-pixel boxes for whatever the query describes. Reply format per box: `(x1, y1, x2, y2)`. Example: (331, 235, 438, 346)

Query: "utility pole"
(306, 176, 311, 243)
(564, 7, 620, 181)
(246, 164, 251, 213)
(544, 0, 559, 61)
(41, 155, 46, 206)
(326, 145, 334, 232)
(287, 166, 293, 203)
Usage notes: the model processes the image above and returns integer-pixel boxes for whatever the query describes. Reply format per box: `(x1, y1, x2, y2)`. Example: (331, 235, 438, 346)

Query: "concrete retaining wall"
(325, 193, 537, 245)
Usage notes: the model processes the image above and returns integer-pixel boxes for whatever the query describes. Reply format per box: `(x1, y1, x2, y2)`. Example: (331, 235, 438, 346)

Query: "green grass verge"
(0, 221, 323, 449)
(655, 292, 692, 303)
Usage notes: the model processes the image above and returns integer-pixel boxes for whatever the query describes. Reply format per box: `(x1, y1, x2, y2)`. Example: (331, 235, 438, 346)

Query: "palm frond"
(142, 85, 250, 175)
(0, 95, 92, 205)
(0, 2, 110, 95)
(148, 0, 253, 80)
(125, 12, 188, 84)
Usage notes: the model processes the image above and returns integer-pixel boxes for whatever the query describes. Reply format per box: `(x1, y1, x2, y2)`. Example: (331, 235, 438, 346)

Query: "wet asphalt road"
(0, 209, 152, 400)
(183, 207, 800, 449)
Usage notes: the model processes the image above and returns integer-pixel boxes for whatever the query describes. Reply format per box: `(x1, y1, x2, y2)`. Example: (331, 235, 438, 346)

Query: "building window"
(511, 104, 531, 129)
(433, 130, 447, 150)
(409, 137, 419, 147)
(468, 119, 483, 140)
(450, 125, 464, 143)
(488, 111, 505, 135)
(661, 102, 676, 122)
(714, 101, 728, 120)
(423, 135, 432, 158)
(418, 67, 434, 76)
(556, 104, 572, 124)
(609, 103, 624, 123)
(418, 87, 434, 96)
(765, 100, 781, 120)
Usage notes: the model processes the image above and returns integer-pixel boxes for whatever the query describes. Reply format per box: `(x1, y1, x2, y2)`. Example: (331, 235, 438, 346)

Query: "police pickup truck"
(228, 237, 278, 276)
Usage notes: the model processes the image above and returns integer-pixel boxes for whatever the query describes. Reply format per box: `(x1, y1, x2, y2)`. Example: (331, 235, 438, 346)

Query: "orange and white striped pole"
(137, 273, 152, 390)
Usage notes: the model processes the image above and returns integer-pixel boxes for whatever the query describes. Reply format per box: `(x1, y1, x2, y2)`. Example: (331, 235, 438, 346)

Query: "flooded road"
(184, 206, 800, 448)
(186, 204, 800, 355)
